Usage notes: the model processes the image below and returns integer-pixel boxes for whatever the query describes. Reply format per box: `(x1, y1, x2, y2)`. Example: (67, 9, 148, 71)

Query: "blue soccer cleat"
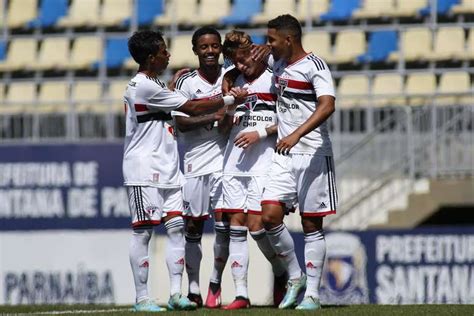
(278, 274, 307, 309)
(295, 296, 321, 310)
(167, 293, 198, 311)
(133, 298, 167, 312)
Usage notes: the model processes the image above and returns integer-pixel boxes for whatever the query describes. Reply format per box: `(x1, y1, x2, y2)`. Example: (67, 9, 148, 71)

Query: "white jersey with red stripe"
(122, 72, 188, 188)
(272, 53, 335, 155)
(223, 68, 277, 176)
(173, 67, 228, 177)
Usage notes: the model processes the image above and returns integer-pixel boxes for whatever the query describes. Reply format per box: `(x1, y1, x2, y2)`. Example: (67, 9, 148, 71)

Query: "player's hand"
(214, 107, 226, 122)
(275, 133, 300, 155)
(234, 131, 259, 149)
(168, 68, 191, 90)
(229, 87, 248, 105)
(251, 44, 271, 62)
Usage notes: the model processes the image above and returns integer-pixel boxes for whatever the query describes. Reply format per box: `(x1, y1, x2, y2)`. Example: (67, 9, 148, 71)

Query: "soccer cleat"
(167, 293, 198, 311)
(187, 293, 203, 308)
(273, 272, 288, 307)
(278, 274, 307, 309)
(133, 298, 166, 312)
(222, 296, 251, 310)
(204, 282, 222, 308)
(295, 296, 321, 310)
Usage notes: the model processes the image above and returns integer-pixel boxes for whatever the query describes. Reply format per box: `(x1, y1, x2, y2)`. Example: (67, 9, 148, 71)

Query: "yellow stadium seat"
(389, 28, 432, 62)
(455, 28, 474, 61)
(252, 0, 296, 24)
(0, 38, 37, 72)
(72, 81, 103, 113)
(98, 0, 132, 27)
(65, 36, 102, 70)
(106, 80, 129, 113)
(353, 0, 395, 19)
(168, 35, 198, 69)
(31, 37, 70, 71)
(425, 27, 465, 61)
(57, 0, 100, 28)
(302, 31, 332, 61)
(195, 0, 231, 25)
(436, 71, 471, 105)
(452, 0, 474, 14)
(371, 73, 405, 107)
(387, 0, 427, 17)
(3, 82, 36, 113)
(295, 0, 329, 21)
(327, 30, 366, 64)
(124, 57, 138, 70)
(37, 81, 70, 113)
(337, 74, 370, 108)
(405, 73, 436, 106)
(7, 0, 38, 29)
(155, 0, 198, 26)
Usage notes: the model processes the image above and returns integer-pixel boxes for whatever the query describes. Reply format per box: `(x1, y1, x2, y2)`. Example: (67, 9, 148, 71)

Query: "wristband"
(223, 95, 235, 106)
(256, 126, 268, 139)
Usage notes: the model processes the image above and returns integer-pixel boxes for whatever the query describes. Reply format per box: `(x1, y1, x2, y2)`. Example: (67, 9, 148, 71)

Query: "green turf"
(0, 305, 473, 316)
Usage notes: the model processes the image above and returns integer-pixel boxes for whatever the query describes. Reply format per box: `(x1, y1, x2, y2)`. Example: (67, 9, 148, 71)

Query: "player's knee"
(301, 216, 323, 233)
(185, 218, 204, 235)
(261, 212, 280, 230)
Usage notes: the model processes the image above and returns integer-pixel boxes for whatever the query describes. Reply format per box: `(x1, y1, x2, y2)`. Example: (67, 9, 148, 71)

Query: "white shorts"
(262, 153, 337, 217)
(182, 171, 223, 220)
(222, 175, 266, 214)
(127, 186, 183, 228)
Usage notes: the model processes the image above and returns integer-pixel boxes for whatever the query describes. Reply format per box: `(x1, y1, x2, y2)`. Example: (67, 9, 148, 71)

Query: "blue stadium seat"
(250, 34, 266, 45)
(419, 0, 460, 16)
(320, 0, 360, 22)
(357, 30, 398, 63)
(123, 0, 164, 27)
(0, 41, 6, 61)
(28, 0, 68, 28)
(104, 38, 129, 68)
(221, 0, 262, 25)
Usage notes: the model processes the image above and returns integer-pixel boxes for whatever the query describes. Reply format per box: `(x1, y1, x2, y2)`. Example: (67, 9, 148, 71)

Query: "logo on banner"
(320, 232, 369, 305)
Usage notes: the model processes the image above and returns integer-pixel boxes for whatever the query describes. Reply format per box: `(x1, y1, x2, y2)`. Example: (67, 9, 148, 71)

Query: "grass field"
(0, 304, 473, 316)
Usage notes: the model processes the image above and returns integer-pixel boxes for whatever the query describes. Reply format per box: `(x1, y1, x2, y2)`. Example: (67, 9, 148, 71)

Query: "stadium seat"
(419, 0, 460, 16)
(0, 38, 37, 72)
(30, 37, 70, 71)
(98, 0, 132, 27)
(405, 73, 437, 106)
(295, 0, 329, 22)
(28, 0, 68, 28)
(155, 0, 198, 26)
(57, 0, 100, 28)
(72, 81, 103, 112)
(252, 0, 297, 24)
(0, 41, 6, 61)
(388, 28, 432, 62)
(337, 74, 370, 108)
(250, 34, 266, 45)
(37, 81, 70, 112)
(106, 80, 130, 113)
(302, 31, 332, 61)
(105, 38, 129, 69)
(3, 82, 36, 113)
(320, 0, 360, 22)
(221, 0, 262, 25)
(425, 27, 465, 61)
(65, 36, 103, 70)
(455, 28, 474, 61)
(7, 0, 38, 29)
(194, 0, 231, 25)
(327, 30, 366, 64)
(123, 0, 164, 26)
(451, 0, 474, 14)
(353, 0, 395, 19)
(436, 71, 471, 105)
(168, 35, 198, 69)
(371, 73, 405, 107)
(387, 0, 427, 17)
(358, 30, 398, 63)
(124, 57, 138, 70)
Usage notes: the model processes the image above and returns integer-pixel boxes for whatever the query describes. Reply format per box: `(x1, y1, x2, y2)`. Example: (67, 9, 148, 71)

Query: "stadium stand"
(451, 0, 474, 14)
(328, 30, 366, 64)
(105, 38, 129, 69)
(0, 38, 37, 72)
(194, 0, 231, 25)
(72, 81, 103, 113)
(357, 30, 398, 63)
(405, 73, 437, 106)
(436, 71, 472, 105)
(388, 28, 432, 62)
(122, 0, 164, 26)
(221, 0, 262, 25)
(6, 0, 38, 29)
(419, 0, 460, 16)
(65, 36, 103, 70)
(336, 74, 370, 108)
(168, 34, 198, 69)
(31, 37, 70, 71)
(28, 0, 68, 28)
(302, 31, 332, 61)
(320, 0, 359, 22)
(37, 81, 69, 113)
(107, 80, 130, 113)
(387, 0, 427, 18)
(352, 0, 395, 19)
(457, 28, 474, 60)
(425, 27, 465, 61)
(295, 0, 329, 22)
(252, 0, 297, 24)
(155, 0, 197, 26)
(3, 82, 36, 114)
(98, 0, 132, 27)
(371, 73, 405, 107)
(57, 0, 101, 28)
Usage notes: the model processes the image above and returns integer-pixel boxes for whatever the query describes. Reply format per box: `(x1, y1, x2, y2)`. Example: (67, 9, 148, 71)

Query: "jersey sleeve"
(137, 81, 188, 112)
(172, 77, 192, 116)
(310, 62, 335, 99)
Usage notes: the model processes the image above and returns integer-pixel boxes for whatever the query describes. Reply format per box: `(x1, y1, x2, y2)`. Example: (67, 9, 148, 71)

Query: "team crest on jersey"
(244, 94, 258, 111)
(278, 78, 288, 95)
(145, 205, 158, 217)
(152, 173, 159, 182)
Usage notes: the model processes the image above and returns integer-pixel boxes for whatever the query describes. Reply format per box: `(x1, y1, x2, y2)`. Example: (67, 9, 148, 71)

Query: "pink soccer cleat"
(222, 296, 250, 310)
(204, 283, 222, 308)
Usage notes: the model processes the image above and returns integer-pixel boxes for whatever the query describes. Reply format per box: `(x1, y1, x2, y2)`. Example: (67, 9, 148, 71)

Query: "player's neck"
(198, 65, 220, 84)
(287, 46, 307, 65)
(138, 65, 159, 78)
(244, 62, 266, 82)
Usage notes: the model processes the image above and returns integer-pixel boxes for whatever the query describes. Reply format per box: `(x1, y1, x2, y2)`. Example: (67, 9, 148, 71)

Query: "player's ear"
(192, 46, 198, 56)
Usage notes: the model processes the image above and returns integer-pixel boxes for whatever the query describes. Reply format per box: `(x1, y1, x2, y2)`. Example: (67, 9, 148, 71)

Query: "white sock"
(185, 232, 202, 295)
(266, 223, 302, 280)
(250, 228, 286, 277)
(129, 228, 153, 303)
(304, 230, 326, 299)
(229, 225, 248, 298)
(165, 217, 185, 296)
(210, 221, 230, 284)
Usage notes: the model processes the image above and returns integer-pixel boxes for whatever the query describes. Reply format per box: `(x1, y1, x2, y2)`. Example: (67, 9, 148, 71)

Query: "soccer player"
(217, 30, 288, 310)
(261, 15, 338, 310)
(172, 26, 230, 308)
(123, 30, 247, 312)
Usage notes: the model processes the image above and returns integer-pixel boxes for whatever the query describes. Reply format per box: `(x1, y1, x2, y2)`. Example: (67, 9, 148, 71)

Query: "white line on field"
(12, 308, 132, 315)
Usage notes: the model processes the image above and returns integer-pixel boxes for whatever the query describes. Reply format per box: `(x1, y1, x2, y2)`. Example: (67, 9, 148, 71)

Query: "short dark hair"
(222, 30, 253, 59)
(192, 26, 222, 50)
(128, 30, 165, 65)
(267, 14, 302, 40)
